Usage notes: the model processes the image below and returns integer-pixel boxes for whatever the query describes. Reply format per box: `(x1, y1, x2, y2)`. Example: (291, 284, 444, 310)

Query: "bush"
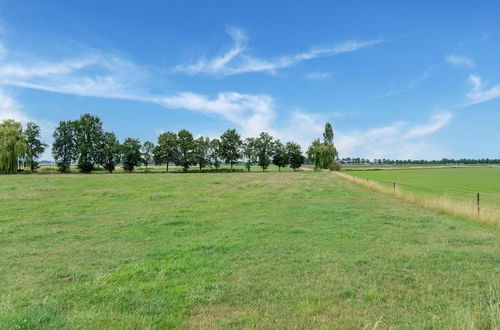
(329, 162, 341, 171)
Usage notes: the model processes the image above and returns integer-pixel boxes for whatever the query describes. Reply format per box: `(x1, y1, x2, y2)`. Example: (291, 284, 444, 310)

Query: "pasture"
(1, 172, 499, 328)
(347, 167, 500, 223)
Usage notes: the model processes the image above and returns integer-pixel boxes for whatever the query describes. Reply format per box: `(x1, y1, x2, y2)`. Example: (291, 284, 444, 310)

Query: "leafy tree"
(100, 132, 121, 173)
(220, 129, 242, 170)
(209, 138, 221, 169)
(272, 139, 288, 171)
(307, 137, 338, 171)
(74, 114, 104, 173)
(24, 122, 47, 172)
(194, 136, 211, 171)
(52, 120, 77, 173)
(154, 131, 179, 172)
(121, 138, 142, 172)
(255, 132, 274, 171)
(176, 129, 195, 172)
(323, 122, 334, 144)
(0, 119, 27, 174)
(242, 137, 257, 172)
(141, 141, 155, 171)
(286, 141, 305, 171)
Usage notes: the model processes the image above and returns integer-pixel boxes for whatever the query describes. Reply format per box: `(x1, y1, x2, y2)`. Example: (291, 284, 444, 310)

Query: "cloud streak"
(445, 54, 475, 68)
(174, 28, 383, 76)
(466, 74, 500, 105)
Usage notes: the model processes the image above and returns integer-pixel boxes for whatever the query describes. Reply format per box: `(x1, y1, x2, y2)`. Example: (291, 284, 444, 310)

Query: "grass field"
(346, 167, 500, 223)
(1, 172, 499, 328)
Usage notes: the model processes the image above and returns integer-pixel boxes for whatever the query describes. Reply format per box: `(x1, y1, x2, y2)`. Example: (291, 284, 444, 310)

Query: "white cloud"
(174, 28, 383, 76)
(404, 112, 452, 138)
(335, 112, 452, 159)
(305, 72, 332, 81)
(0, 88, 28, 123)
(466, 74, 500, 105)
(151, 92, 275, 136)
(445, 54, 475, 68)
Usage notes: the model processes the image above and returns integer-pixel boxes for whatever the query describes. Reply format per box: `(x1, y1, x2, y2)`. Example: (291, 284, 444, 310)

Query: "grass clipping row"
(335, 171, 500, 226)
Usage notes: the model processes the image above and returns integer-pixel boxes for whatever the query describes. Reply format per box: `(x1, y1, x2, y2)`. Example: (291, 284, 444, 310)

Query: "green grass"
(347, 167, 500, 211)
(1, 172, 499, 328)
(35, 164, 302, 174)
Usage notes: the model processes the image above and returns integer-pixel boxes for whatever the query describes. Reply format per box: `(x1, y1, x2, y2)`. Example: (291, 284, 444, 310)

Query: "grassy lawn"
(1, 172, 499, 328)
(347, 167, 500, 211)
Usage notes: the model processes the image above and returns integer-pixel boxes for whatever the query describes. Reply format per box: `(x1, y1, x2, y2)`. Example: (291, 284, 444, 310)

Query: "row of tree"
(340, 157, 500, 165)
(0, 115, 340, 174)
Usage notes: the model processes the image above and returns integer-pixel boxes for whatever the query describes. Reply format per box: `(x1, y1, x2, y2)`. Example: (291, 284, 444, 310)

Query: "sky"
(0, 0, 499, 160)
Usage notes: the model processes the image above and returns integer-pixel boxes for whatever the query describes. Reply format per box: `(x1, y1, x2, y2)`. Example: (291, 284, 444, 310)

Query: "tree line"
(340, 157, 500, 165)
(0, 114, 340, 174)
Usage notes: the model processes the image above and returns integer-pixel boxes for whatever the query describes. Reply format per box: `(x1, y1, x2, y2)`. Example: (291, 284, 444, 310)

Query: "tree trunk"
(231, 163, 233, 171)
(166, 163, 169, 172)
(279, 166, 281, 172)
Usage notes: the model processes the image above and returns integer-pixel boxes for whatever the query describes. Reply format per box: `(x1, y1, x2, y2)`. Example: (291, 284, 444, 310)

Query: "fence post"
(477, 193, 480, 216)
(393, 182, 396, 194)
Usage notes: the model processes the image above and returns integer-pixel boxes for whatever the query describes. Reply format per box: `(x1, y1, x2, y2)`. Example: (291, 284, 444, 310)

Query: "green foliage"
(272, 139, 288, 171)
(154, 131, 179, 172)
(121, 138, 142, 172)
(307, 123, 339, 171)
(74, 114, 105, 173)
(209, 138, 221, 169)
(255, 132, 274, 171)
(194, 136, 211, 171)
(100, 132, 121, 173)
(0, 119, 27, 174)
(323, 122, 334, 144)
(176, 129, 195, 172)
(52, 120, 76, 173)
(242, 137, 257, 171)
(141, 141, 155, 170)
(220, 129, 242, 170)
(286, 141, 305, 171)
(24, 122, 47, 173)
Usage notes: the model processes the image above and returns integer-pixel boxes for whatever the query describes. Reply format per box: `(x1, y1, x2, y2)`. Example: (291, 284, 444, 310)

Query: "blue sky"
(0, 1, 499, 160)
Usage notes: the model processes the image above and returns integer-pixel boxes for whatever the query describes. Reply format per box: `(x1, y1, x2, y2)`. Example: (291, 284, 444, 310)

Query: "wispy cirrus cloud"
(174, 27, 383, 76)
(377, 69, 432, 98)
(335, 111, 452, 159)
(466, 74, 500, 105)
(0, 37, 276, 138)
(445, 54, 475, 68)
(305, 71, 332, 81)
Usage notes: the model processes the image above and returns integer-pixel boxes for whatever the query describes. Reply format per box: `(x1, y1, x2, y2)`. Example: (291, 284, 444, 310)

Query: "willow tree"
(0, 119, 27, 174)
(307, 122, 339, 170)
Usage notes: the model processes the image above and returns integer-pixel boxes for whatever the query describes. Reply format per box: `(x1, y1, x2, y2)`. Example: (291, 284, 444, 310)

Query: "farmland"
(1, 171, 499, 328)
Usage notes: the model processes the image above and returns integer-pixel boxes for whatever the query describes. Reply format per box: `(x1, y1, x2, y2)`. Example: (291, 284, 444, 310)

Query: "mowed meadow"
(1, 171, 499, 328)
(345, 166, 500, 225)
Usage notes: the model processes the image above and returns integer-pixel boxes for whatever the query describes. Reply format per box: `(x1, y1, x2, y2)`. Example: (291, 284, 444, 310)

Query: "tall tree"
(176, 129, 195, 172)
(242, 137, 257, 172)
(74, 114, 104, 173)
(307, 132, 338, 171)
(220, 129, 242, 170)
(154, 131, 179, 172)
(121, 138, 142, 172)
(194, 136, 211, 171)
(323, 122, 334, 144)
(0, 119, 27, 174)
(52, 120, 77, 173)
(286, 142, 305, 171)
(141, 141, 155, 171)
(100, 132, 121, 173)
(255, 132, 274, 171)
(272, 139, 288, 171)
(209, 138, 221, 170)
(24, 122, 47, 172)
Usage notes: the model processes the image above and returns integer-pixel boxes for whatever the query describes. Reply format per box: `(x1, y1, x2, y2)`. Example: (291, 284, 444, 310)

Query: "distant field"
(347, 167, 500, 211)
(1, 172, 498, 328)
